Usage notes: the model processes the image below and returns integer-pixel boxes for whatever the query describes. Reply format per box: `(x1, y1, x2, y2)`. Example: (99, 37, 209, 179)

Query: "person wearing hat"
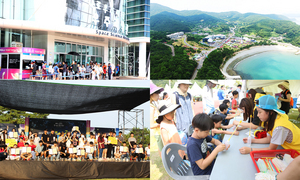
(239, 95, 300, 154)
(171, 80, 194, 134)
(202, 80, 219, 115)
(156, 101, 182, 146)
(150, 82, 164, 156)
(278, 81, 292, 114)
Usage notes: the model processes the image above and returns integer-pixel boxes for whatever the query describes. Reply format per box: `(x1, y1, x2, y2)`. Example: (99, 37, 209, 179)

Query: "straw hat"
(150, 82, 164, 95)
(278, 81, 289, 90)
(208, 80, 219, 85)
(156, 101, 181, 124)
(177, 80, 192, 85)
(256, 95, 285, 114)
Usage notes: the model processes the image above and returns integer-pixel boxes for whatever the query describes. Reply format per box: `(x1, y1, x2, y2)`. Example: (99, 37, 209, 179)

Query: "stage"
(0, 160, 150, 179)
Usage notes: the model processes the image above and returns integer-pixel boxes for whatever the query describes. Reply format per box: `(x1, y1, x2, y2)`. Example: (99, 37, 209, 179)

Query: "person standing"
(217, 85, 225, 104)
(128, 132, 137, 149)
(72, 61, 78, 80)
(171, 80, 194, 134)
(102, 63, 107, 80)
(117, 131, 124, 147)
(236, 84, 242, 103)
(202, 80, 219, 115)
(62, 62, 67, 80)
(115, 64, 120, 77)
(150, 82, 164, 157)
(42, 62, 47, 80)
(108, 63, 112, 80)
(278, 81, 292, 114)
(31, 60, 37, 80)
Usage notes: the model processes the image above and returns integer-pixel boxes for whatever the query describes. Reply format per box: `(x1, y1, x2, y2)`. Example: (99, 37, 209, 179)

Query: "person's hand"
(239, 147, 251, 154)
(278, 97, 282, 101)
(215, 143, 226, 152)
(242, 137, 248, 143)
(234, 131, 239, 135)
(233, 120, 239, 126)
(225, 143, 230, 150)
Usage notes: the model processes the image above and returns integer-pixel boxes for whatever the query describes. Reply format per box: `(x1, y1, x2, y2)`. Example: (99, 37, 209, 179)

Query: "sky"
(37, 80, 150, 131)
(151, 0, 300, 16)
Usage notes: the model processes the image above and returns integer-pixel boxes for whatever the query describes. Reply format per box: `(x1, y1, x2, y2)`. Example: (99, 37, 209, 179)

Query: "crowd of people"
(0, 129, 150, 162)
(30, 60, 121, 80)
(150, 80, 300, 178)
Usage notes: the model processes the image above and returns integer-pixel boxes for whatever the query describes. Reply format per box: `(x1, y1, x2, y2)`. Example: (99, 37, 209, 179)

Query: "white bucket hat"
(177, 80, 192, 85)
(156, 101, 181, 124)
(208, 80, 219, 85)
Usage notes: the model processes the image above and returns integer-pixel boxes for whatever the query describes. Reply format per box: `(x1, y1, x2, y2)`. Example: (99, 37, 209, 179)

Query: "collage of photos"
(1, 0, 300, 180)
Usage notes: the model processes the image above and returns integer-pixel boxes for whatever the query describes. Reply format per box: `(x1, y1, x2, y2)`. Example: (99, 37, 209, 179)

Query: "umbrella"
(68, 51, 80, 56)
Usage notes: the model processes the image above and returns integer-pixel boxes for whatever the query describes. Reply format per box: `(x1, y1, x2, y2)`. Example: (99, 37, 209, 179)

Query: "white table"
(210, 118, 283, 180)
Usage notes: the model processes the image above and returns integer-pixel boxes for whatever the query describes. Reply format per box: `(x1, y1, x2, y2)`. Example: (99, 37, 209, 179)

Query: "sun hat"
(208, 80, 219, 85)
(278, 81, 289, 90)
(150, 82, 164, 95)
(256, 95, 285, 114)
(156, 101, 181, 124)
(177, 80, 192, 85)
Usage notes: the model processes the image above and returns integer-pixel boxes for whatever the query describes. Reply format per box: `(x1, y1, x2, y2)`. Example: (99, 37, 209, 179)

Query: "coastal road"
(164, 44, 175, 56)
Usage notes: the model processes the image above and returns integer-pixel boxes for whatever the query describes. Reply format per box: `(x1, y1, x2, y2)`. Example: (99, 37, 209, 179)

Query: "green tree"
(0, 106, 49, 124)
(124, 128, 150, 148)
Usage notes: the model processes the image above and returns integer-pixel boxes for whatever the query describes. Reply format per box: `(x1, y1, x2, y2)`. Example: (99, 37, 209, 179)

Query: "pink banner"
(0, 47, 45, 54)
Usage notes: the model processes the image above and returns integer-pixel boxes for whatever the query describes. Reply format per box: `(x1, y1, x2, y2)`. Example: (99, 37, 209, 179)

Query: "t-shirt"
(232, 98, 238, 111)
(226, 107, 232, 114)
(217, 89, 225, 100)
(187, 136, 214, 175)
(17, 141, 24, 147)
(54, 66, 59, 73)
(128, 137, 136, 146)
(36, 144, 44, 153)
(63, 64, 67, 72)
(29, 144, 36, 151)
(219, 113, 228, 125)
(117, 136, 124, 146)
(280, 90, 291, 114)
(42, 134, 49, 143)
(32, 64, 37, 72)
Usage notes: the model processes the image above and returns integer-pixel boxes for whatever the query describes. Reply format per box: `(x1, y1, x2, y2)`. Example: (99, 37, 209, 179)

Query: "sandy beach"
(222, 44, 300, 78)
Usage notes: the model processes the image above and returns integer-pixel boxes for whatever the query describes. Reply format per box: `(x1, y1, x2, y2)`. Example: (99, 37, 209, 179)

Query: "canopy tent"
(189, 82, 202, 96)
(172, 82, 179, 92)
(164, 84, 172, 94)
(245, 80, 300, 98)
(0, 80, 149, 114)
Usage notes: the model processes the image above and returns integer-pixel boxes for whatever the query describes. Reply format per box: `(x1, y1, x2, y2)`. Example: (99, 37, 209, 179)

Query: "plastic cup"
(247, 136, 252, 147)
(224, 140, 230, 151)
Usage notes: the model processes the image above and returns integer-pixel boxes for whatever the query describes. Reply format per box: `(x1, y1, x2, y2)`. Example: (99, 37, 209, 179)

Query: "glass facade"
(66, 0, 127, 36)
(126, 0, 150, 38)
(54, 41, 104, 67)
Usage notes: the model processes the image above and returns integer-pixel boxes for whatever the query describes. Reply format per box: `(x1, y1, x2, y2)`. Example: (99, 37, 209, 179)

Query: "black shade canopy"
(68, 51, 80, 56)
(0, 80, 149, 114)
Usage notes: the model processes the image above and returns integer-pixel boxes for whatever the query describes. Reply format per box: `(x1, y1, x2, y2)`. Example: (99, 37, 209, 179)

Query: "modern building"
(166, 32, 184, 40)
(0, 0, 148, 79)
(126, 0, 150, 77)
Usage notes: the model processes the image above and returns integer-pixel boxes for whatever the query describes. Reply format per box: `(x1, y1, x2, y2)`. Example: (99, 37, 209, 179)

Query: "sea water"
(234, 51, 300, 79)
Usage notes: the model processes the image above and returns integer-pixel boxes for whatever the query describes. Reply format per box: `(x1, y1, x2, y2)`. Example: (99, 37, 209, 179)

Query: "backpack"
(285, 90, 294, 107)
(174, 91, 192, 105)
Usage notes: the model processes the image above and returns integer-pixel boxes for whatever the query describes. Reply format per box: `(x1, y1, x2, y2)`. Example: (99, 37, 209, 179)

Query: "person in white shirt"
(33, 133, 40, 146)
(92, 69, 96, 80)
(202, 80, 219, 115)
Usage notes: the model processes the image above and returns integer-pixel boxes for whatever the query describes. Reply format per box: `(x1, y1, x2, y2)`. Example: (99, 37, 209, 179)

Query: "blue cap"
(256, 95, 285, 114)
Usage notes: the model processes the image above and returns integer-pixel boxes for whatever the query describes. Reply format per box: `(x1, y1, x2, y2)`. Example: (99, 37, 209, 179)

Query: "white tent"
(244, 80, 300, 98)
(172, 82, 179, 92)
(189, 82, 202, 96)
(164, 84, 172, 94)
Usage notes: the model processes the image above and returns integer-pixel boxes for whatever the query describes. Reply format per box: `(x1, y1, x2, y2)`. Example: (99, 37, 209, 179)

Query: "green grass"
(150, 135, 172, 180)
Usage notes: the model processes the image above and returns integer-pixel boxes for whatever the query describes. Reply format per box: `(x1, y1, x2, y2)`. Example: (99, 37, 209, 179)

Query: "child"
(21, 143, 33, 161)
(145, 144, 150, 160)
(29, 140, 36, 160)
(218, 104, 238, 125)
(68, 144, 77, 160)
(85, 142, 94, 161)
(130, 143, 138, 161)
(137, 143, 145, 161)
(121, 142, 129, 160)
(239, 95, 300, 154)
(231, 91, 239, 112)
(156, 101, 182, 146)
(35, 140, 44, 160)
(92, 69, 96, 80)
(211, 114, 239, 138)
(187, 113, 229, 175)
(222, 100, 236, 114)
(9, 144, 20, 160)
(49, 142, 60, 161)
(114, 146, 121, 160)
